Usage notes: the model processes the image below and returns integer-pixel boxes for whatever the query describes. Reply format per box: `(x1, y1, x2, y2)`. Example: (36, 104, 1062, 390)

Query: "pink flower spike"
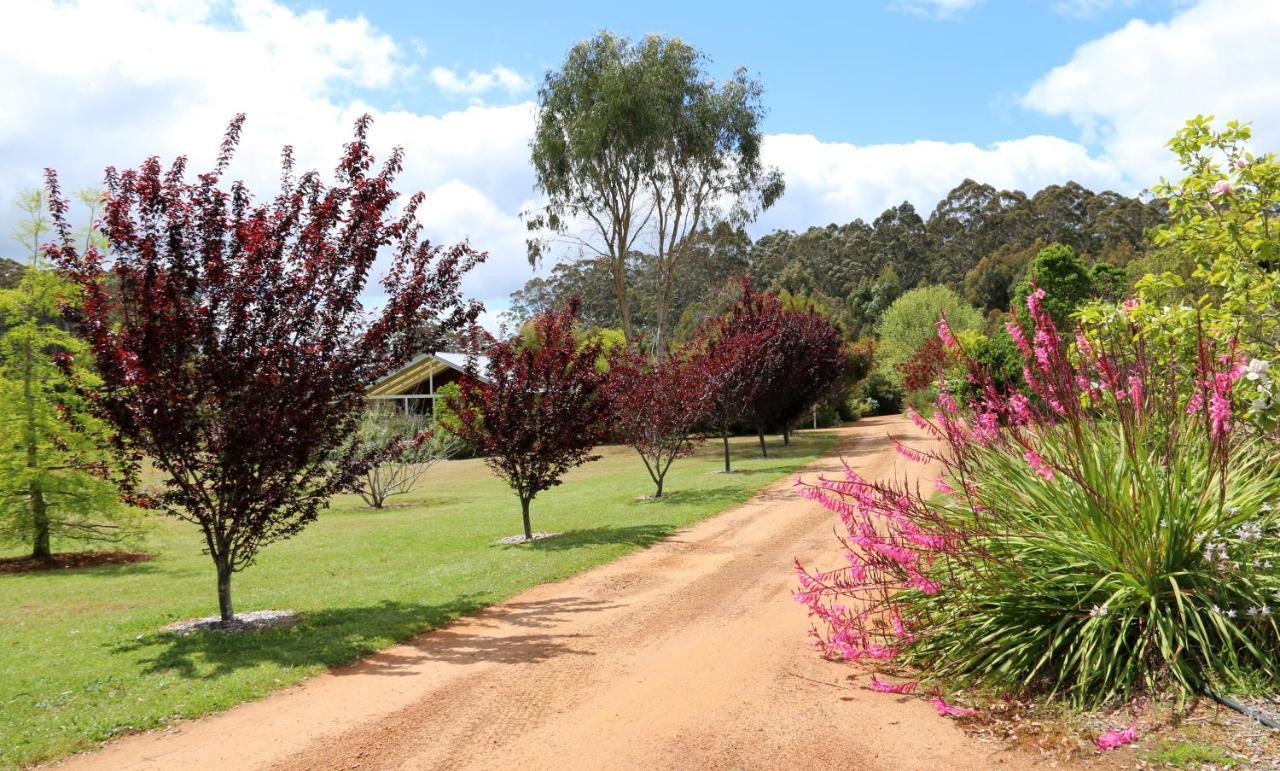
(1095, 725, 1138, 750)
(1026, 287, 1046, 317)
(869, 674, 918, 694)
(906, 406, 931, 432)
(935, 477, 954, 494)
(1024, 449, 1055, 481)
(936, 317, 957, 350)
(1185, 391, 1203, 414)
(931, 696, 976, 717)
(896, 443, 928, 463)
(936, 390, 958, 415)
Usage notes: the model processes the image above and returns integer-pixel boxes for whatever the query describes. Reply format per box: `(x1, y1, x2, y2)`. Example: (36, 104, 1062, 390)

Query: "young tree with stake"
(447, 301, 612, 542)
(46, 115, 483, 624)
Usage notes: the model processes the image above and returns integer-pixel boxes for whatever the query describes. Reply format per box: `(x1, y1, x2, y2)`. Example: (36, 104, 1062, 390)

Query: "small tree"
(46, 115, 483, 623)
(351, 408, 456, 509)
(1012, 243, 1096, 329)
(609, 347, 714, 497)
(1, 191, 130, 558)
(447, 301, 612, 541)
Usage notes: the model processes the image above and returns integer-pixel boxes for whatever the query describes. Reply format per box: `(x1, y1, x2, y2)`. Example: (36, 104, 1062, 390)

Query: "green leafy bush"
(874, 285, 982, 388)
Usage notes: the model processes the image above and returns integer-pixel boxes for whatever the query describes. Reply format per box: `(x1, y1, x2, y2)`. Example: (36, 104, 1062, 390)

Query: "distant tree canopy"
(0, 258, 22, 290)
(510, 178, 1166, 344)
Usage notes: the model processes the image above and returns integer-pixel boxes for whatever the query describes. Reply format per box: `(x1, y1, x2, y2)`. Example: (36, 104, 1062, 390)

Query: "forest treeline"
(507, 178, 1167, 342)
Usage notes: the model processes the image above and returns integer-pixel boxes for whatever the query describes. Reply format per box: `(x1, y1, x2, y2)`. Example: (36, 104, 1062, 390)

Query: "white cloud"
(430, 66, 531, 96)
(0, 0, 536, 311)
(1051, 0, 1137, 18)
(890, 0, 983, 19)
(10, 0, 1271, 317)
(756, 133, 1123, 232)
(1024, 0, 1280, 187)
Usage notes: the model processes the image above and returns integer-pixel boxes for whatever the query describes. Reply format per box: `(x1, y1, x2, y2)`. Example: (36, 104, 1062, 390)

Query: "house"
(366, 351, 490, 415)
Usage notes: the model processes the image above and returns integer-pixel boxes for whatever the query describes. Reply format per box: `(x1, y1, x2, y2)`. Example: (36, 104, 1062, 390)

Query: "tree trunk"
(654, 477, 664, 498)
(22, 333, 50, 560)
(520, 497, 533, 541)
(721, 426, 732, 473)
(611, 253, 634, 344)
(215, 557, 234, 624)
(757, 427, 769, 458)
(31, 483, 51, 560)
(782, 425, 791, 447)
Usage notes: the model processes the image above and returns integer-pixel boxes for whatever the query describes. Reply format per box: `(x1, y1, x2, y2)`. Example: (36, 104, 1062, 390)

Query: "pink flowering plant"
(795, 288, 1280, 707)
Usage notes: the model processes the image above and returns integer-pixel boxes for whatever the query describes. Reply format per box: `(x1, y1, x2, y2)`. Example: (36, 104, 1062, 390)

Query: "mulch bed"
(494, 532, 564, 545)
(0, 550, 154, 575)
(162, 609, 300, 635)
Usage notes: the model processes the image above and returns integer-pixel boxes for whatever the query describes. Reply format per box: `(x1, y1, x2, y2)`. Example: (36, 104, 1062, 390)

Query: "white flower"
(1261, 606, 1272, 617)
(1213, 604, 1223, 614)
(1228, 609, 1238, 618)
(1089, 603, 1109, 618)
(1246, 358, 1272, 378)
(1235, 521, 1264, 541)
(1252, 397, 1271, 410)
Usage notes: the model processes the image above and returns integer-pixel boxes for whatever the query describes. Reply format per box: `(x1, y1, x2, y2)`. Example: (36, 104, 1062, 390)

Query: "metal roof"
(367, 351, 491, 396)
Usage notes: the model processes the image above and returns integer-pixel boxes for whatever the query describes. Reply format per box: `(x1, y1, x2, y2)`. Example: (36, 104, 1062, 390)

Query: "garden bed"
(0, 551, 153, 575)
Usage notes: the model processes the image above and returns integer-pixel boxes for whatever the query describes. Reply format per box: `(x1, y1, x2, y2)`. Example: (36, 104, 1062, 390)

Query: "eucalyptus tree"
(527, 31, 783, 356)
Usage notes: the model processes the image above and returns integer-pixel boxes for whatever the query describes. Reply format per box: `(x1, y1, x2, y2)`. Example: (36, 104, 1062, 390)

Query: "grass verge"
(0, 430, 834, 768)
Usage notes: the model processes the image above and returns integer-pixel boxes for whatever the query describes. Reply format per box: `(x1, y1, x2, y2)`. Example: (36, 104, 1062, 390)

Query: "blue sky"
(312, 0, 1174, 146)
(2, 0, 1277, 319)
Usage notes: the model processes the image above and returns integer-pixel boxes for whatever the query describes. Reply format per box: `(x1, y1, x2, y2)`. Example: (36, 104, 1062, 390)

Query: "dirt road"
(58, 416, 1043, 770)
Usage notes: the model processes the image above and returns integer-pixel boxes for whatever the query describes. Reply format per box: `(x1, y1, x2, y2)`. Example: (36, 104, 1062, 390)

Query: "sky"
(2, 0, 1277, 323)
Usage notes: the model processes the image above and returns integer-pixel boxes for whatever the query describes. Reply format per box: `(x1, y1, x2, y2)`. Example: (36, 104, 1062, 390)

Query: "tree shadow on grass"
(116, 593, 615, 680)
(115, 596, 488, 679)
(2, 557, 164, 579)
(518, 524, 677, 552)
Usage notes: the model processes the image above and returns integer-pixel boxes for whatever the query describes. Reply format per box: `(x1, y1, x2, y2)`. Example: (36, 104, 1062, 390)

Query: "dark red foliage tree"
(45, 115, 483, 623)
(447, 301, 612, 542)
(761, 305, 847, 445)
(898, 336, 950, 394)
(694, 280, 846, 463)
(693, 280, 784, 469)
(608, 347, 716, 498)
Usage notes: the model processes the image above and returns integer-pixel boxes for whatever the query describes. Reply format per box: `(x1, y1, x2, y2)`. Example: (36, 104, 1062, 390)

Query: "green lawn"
(0, 431, 835, 768)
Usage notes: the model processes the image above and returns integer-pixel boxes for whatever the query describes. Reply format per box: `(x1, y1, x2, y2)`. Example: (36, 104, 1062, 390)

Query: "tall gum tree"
(46, 115, 483, 624)
(526, 31, 782, 357)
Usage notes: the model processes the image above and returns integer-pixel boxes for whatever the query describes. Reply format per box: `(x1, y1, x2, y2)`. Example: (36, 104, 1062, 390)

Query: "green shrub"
(874, 285, 982, 388)
(797, 287, 1280, 707)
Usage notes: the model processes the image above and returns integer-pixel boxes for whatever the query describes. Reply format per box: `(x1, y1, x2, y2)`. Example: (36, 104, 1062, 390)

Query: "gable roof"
(367, 351, 490, 397)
